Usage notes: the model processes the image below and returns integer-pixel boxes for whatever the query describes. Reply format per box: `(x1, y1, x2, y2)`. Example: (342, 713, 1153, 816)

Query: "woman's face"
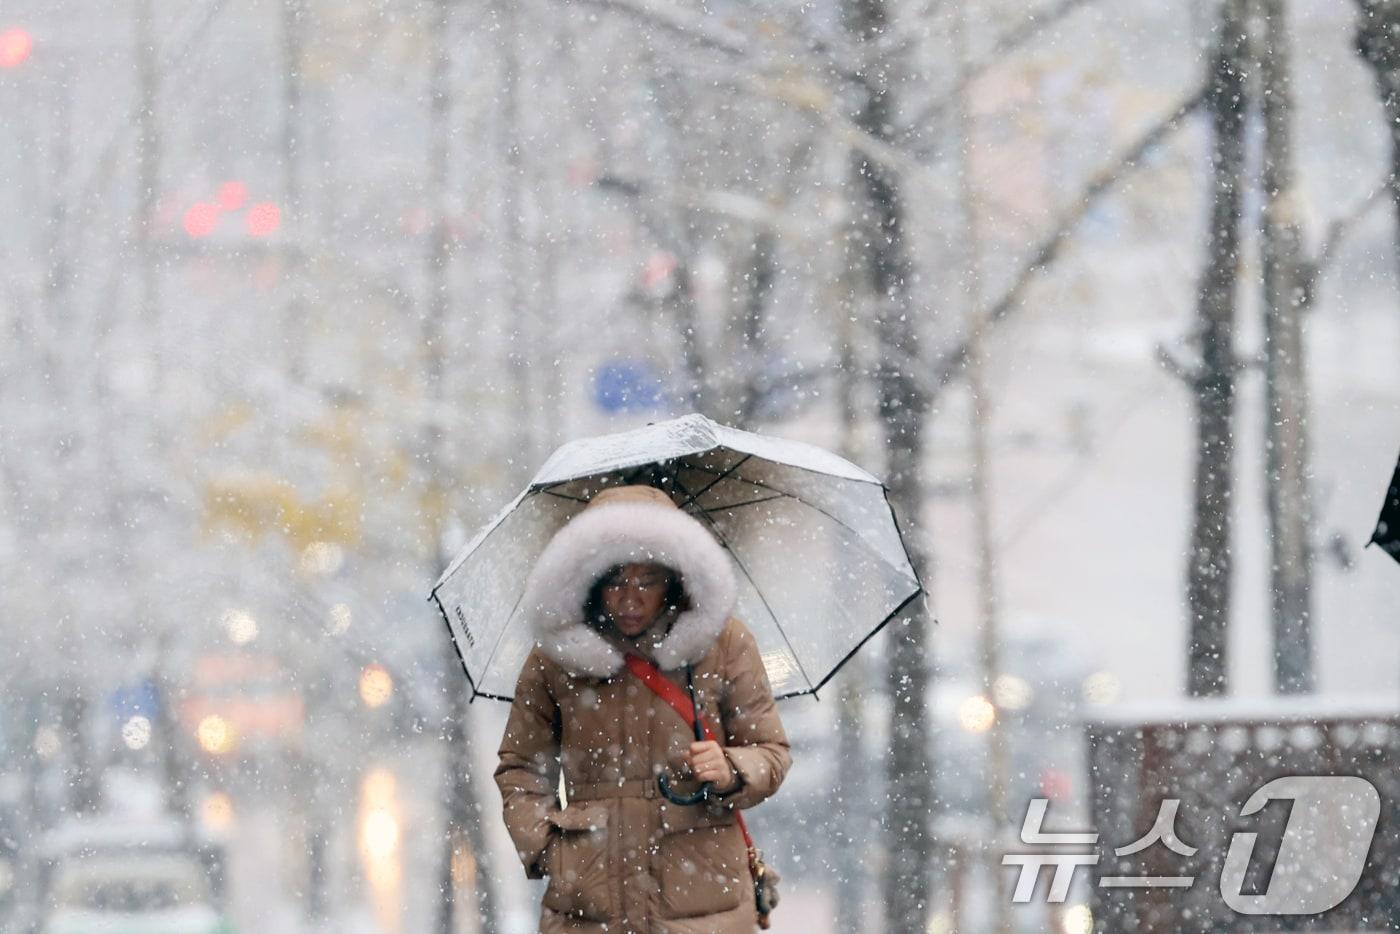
(600, 562, 674, 637)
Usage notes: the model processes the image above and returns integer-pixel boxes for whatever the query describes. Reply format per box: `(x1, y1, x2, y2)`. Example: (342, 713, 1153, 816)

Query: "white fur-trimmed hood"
(519, 487, 738, 677)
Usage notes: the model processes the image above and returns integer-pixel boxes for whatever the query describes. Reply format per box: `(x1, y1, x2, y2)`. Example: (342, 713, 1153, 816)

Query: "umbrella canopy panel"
(431, 490, 584, 699)
(528, 413, 878, 488)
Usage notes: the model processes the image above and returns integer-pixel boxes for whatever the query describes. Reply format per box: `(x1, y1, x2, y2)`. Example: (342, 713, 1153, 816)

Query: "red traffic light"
(217, 181, 248, 212)
(246, 202, 280, 237)
(0, 28, 33, 69)
(183, 202, 220, 239)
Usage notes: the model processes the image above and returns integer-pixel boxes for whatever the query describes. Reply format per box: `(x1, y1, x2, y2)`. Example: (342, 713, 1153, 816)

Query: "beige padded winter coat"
(494, 484, 792, 933)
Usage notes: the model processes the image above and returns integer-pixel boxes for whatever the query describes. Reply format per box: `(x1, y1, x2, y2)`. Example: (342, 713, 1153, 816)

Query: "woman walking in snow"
(495, 483, 791, 933)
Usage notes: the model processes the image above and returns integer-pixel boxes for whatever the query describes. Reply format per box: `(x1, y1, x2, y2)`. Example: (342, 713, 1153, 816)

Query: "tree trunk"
(134, 0, 161, 388)
(1257, 0, 1315, 694)
(280, 0, 307, 385)
(949, 1, 1012, 928)
(426, 3, 499, 930)
(499, 0, 537, 467)
(62, 691, 101, 813)
(842, 2, 936, 930)
(1356, 0, 1400, 284)
(735, 230, 775, 426)
(440, 699, 497, 934)
(666, 261, 712, 417)
(833, 242, 870, 933)
(1186, 0, 1249, 698)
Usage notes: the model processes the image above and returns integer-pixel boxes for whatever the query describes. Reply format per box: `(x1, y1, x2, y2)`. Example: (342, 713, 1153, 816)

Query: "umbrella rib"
(434, 489, 531, 591)
(478, 491, 580, 694)
(690, 467, 913, 585)
(671, 473, 816, 696)
(679, 459, 845, 521)
(678, 453, 752, 511)
(433, 590, 484, 701)
(680, 468, 920, 696)
(721, 469, 914, 580)
(720, 534, 817, 696)
(701, 492, 788, 512)
(477, 576, 533, 696)
(675, 450, 882, 487)
(541, 489, 589, 504)
(795, 588, 925, 699)
(880, 484, 928, 594)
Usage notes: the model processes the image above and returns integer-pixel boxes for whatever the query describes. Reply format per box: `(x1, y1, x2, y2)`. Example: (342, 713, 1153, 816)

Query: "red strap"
(623, 653, 756, 852)
(624, 654, 716, 740)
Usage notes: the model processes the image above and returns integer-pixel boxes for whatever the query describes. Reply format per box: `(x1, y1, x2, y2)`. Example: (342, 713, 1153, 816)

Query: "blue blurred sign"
(107, 680, 160, 720)
(593, 359, 666, 413)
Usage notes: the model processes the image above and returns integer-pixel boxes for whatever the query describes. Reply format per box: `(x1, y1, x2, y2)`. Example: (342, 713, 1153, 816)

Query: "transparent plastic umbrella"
(428, 413, 926, 701)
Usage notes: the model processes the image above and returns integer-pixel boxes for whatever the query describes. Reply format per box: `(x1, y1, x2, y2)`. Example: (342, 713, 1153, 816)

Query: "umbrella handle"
(686, 664, 704, 741)
(658, 772, 713, 805)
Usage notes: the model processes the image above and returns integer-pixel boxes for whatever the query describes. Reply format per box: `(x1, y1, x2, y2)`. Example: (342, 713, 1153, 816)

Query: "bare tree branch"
(568, 0, 878, 81)
(570, 0, 1111, 168)
(929, 86, 1209, 392)
(988, 0, 1103, 59)
(572, 1, 1208, 409)
(1155, 341, 1201, 385)
(566, 0, 750, 55)
(902, 0, 1107, 139)
(1306, 176, 1389, 291)
(682, 70, 939, 191)
(64, 0, 234, 235)
(597, 173, 808, 233)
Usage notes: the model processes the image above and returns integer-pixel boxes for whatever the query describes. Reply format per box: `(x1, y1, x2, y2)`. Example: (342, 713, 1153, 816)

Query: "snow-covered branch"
(1304, 176, 1389, 299)
(564, 0, 750, 56)
(930, 85, 1210, 392)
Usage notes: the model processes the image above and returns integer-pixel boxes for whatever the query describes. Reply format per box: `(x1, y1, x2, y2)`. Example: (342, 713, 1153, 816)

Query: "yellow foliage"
(301, 408, 363, 459)
(202, 474, 362, 550)
(384, 450, 410, 484)
(419, 483, 451, 533)
(764, 72, 832, 113)
(201, 403, 255, 444)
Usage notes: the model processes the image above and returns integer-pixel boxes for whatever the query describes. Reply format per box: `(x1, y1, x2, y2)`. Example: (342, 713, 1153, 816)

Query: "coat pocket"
(541, 802, 612, 922)
(657, 806, 747, 920)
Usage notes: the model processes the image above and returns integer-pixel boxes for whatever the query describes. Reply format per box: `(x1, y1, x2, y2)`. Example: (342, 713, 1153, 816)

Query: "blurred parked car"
(38, 811, 231, 934)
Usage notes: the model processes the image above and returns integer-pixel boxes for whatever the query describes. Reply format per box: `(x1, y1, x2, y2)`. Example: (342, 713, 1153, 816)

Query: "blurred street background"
(3, 0, 1400, 931)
